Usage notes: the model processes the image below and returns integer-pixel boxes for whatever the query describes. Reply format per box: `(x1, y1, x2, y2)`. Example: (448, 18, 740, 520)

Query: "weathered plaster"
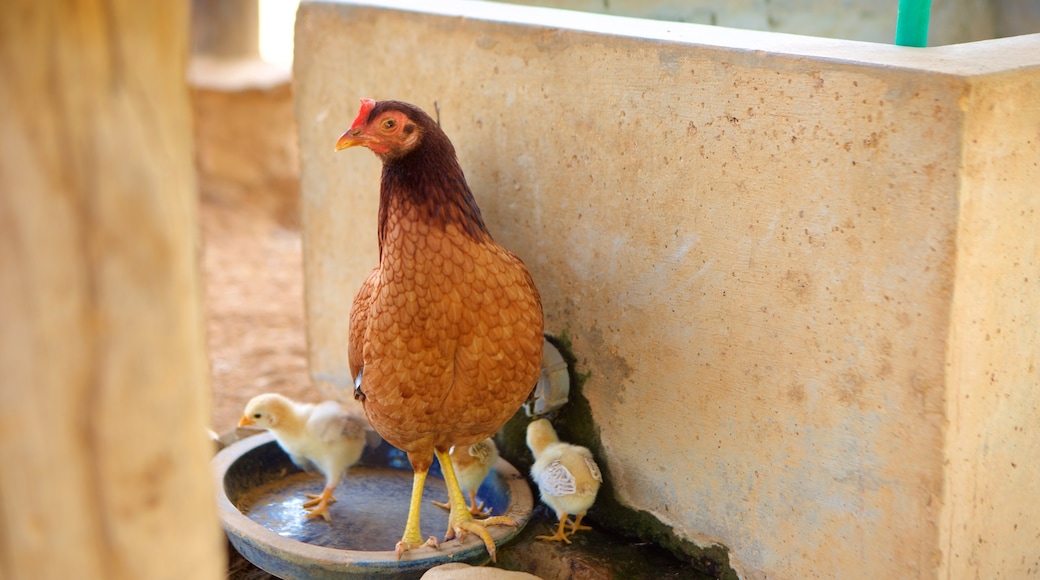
(940, 72, 1040, 578)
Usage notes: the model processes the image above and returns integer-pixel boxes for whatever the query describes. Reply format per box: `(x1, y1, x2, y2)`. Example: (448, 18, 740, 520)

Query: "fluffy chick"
(526, 418, 602, 543)
(431, 438, 499, 517)
(238, 393, 368, 521)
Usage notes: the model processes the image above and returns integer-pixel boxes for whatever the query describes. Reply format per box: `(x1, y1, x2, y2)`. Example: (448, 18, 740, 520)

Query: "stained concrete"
(292, 1, 1040, 578)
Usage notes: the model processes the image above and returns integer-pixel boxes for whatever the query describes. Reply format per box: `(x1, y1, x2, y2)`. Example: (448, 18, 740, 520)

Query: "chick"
(238, 393, 368, 521)
(526, 418, 602, 543)
(431, 438, 499, 517)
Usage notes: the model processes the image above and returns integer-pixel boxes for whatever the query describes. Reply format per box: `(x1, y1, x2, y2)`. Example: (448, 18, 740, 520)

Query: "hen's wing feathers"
(349, 267, 380, 382)
(439, 242, 543, 426)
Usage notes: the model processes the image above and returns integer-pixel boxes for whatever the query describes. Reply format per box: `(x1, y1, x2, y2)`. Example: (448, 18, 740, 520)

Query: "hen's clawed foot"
(434, 447, 516, 562)
(394, 536, 440, 560)
(445, 515, 517, 562)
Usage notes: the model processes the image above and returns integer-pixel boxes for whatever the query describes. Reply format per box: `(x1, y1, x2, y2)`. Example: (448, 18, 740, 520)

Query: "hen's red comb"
(350, 98, 377, 131)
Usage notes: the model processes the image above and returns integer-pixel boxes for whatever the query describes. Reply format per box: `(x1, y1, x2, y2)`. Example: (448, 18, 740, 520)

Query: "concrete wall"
(940, 71, 1040, 576)
(293, 1, 1040, 577)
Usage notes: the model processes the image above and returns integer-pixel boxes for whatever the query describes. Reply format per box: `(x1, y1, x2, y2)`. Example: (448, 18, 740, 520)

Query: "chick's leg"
(396, 459, 440, 560)
(469, 489, 491, 517)
(431, 489, 490, 517)
(302, 486, 337, 521)
(302, 473, 341, 521)
(435, 448, 516, 563)
(568, 513, 592, 534)
(536, 514, 572, 543)
(302, 492, 337, 507)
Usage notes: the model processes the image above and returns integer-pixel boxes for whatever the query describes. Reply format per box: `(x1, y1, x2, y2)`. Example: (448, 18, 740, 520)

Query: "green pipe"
(895, 0, 932, 47)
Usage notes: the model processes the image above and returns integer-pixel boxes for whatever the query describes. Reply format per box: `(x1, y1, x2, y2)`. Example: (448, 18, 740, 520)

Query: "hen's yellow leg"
(395, 468, 440, 560)
(435, 448, 516, 563)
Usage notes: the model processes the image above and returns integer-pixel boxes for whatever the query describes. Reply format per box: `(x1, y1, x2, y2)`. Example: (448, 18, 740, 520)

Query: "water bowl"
(212, 431, 533, 579)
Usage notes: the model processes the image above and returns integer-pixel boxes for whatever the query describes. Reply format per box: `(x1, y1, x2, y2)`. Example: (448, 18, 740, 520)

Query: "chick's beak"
(335, 128, 368, 151)
(238, 415, 254, 427)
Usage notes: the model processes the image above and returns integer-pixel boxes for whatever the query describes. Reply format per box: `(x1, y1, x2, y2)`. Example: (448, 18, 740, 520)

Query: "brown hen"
(335, 99, 544, 562)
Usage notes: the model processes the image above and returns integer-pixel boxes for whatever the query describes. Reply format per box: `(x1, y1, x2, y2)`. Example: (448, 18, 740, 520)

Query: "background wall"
(293, 1, 1040, 578)
(489, 0, 1040, 45)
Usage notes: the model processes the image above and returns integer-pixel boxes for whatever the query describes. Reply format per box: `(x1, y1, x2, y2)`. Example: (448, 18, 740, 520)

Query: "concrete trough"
(293, 1, 1040, 577)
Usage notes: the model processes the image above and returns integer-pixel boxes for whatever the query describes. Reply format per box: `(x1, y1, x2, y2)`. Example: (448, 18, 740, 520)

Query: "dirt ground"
(201, 198, 314, 433)
(188, 68, 321, 434)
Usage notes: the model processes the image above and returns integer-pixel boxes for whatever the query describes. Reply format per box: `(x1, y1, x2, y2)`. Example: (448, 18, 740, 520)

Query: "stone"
(421, 562, 543, 579)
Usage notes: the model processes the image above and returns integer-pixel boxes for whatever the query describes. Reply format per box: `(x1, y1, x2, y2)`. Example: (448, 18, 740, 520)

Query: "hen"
(335, 99, 544, 561)
(238, 393, 368, 521)
(431, 438, 500, 517)
(526, 418, 602, 543)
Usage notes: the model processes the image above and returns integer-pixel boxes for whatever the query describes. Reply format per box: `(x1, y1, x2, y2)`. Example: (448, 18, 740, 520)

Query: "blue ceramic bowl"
(212, 431, 533, 579)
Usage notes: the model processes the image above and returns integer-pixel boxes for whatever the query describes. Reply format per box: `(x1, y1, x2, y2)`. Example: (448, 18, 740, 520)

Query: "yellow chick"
(238, 393, 368, 521)
(526, 418, 602, 543)
(431, 438, 499, 517)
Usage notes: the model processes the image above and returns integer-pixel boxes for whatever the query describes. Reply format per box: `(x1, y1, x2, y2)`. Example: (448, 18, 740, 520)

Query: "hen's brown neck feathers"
(372, 102, 490, 256)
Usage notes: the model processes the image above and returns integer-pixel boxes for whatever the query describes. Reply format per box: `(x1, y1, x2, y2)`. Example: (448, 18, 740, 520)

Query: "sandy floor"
(201, 199, 315, 433)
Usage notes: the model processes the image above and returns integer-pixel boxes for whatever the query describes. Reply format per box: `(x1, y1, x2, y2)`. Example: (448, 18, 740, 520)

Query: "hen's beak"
(335, 129, 368, 151)
(238, 415, 254, 427)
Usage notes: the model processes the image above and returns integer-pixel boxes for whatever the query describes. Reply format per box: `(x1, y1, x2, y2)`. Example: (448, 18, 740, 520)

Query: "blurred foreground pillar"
(0, 2, 224, 579)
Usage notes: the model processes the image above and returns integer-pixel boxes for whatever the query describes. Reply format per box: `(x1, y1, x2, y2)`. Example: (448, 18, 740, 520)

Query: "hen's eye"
(382, 118, 396, 130)
(253, 413, 262, 419)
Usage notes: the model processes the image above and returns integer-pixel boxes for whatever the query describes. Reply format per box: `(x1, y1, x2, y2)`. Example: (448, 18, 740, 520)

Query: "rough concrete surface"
(293, 1, 1040, 578)
(938, 70, 1040, 577)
